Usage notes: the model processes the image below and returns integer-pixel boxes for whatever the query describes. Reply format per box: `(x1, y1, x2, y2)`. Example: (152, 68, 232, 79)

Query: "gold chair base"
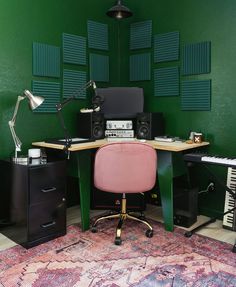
(91, 195, 153, 245)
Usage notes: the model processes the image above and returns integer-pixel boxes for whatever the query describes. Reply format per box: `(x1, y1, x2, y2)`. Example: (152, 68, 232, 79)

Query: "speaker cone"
(137, 124, 149, 138)
(93, 125, 104, 139)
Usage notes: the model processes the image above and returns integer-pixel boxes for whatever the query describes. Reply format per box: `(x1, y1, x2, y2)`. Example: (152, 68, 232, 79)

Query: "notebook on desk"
(45, 137, 95, 145)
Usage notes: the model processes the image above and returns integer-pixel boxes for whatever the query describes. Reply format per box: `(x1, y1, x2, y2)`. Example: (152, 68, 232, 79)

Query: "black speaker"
(77, 112, 105, 140)
(136, 112, 165, 140)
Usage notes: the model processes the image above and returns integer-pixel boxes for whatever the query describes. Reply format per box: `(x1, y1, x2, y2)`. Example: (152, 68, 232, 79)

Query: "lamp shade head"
(106, 0, 133, 19)
(23, 90, 44, 110)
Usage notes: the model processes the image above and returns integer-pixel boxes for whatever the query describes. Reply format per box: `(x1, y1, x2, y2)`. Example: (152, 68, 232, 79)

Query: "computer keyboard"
(106, 137, 136, 142)
(154, 136, 175, 142)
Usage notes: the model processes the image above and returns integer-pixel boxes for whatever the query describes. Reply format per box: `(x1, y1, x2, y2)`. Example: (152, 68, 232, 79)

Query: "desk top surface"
(32, 139, 209, 152)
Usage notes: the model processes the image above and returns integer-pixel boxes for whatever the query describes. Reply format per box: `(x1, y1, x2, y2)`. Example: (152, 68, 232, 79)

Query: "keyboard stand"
(184, 163, 236, 253)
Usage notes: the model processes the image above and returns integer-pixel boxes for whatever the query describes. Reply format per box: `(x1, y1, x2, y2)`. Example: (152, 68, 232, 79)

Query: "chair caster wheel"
(184, 231, 192, 238)
(145, 229, 153, 238)
(232, 244, 236, 253)
(115, 237, 122, 245)
(91, 226, 97, 233)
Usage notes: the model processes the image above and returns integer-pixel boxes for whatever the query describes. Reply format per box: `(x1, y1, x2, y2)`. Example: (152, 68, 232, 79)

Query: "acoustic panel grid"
(129, 53, 151, 81)
(87, 20, 108, 51)
(33, 42, 60, 78)
(154, 31, 180, 63)
(182, 41, 211, 75)
(181, 79, 211, 111)
(63, 33, 86, 65)
(89, 54, 109, 82)
(154, 67, 179, 97)
(32, 81, 61, 113)
(63, 70, 87, 99)
(130, 20, 152, 50)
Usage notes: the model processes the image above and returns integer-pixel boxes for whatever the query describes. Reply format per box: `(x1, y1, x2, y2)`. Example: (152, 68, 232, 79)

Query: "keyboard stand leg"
(184, 217, 216, 237)
(233, 242, 236, 253)
(184, 164, 236, 250)
(185, 206, 236, 237)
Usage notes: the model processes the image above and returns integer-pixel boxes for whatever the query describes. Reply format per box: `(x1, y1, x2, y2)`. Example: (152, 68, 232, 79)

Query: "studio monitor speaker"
(77, 112, 105, 140)
(136, 112, 165, 140)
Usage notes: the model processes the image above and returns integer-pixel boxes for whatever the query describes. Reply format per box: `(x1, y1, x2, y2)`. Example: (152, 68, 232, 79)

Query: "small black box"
(173, 187, 198, 228)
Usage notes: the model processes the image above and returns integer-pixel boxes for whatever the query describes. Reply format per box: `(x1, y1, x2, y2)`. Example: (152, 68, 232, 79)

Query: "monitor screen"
(95, 87, 144, 119)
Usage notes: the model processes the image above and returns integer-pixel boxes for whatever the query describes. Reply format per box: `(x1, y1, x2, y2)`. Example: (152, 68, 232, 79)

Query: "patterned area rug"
(0, 218, 235, 287)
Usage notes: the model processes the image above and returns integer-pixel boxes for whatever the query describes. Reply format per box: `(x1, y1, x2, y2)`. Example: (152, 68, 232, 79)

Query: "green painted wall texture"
(0, 0, 235, 218)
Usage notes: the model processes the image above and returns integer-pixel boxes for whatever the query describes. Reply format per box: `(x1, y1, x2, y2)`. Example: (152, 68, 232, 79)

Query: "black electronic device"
(173, 187, 198, 228)
(136, 112, 165, 140)
(96, 87, 144, 119)
(77, 112, 105, 140)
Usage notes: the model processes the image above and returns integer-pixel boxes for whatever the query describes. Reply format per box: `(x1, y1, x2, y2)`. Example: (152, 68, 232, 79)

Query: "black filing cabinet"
(0, 159, 67, 248)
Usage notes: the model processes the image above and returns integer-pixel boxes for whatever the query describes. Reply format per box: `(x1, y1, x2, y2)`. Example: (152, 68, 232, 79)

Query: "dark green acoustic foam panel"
(63, 70, 87, 99)
(89, 53, 109, 82)
(182, 41, 211, 75)
(87, 20, 108, 51)
(129, 53, 151, 81)
(32, 81, 61, 113)
(63, 33, 86, 65)
(130, 20, 152, 50)
(181, 79, 211, 111)
(154, 66, 179, 97)
(154, 31, 180, 62)
(33, 42, 60, 78)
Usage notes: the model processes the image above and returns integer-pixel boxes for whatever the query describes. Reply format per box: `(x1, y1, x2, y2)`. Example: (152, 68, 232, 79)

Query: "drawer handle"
(41, 187, 57, 193)
(41, 221, 56, 228)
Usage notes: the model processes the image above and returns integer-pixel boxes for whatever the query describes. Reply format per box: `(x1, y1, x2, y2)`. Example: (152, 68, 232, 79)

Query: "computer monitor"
(95, 87, 144, 119)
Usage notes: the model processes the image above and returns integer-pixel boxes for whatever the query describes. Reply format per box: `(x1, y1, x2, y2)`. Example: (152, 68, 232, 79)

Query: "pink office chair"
(91, 142, 157, 245)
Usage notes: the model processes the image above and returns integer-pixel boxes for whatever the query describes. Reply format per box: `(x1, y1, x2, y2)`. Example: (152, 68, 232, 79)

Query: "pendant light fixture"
(106, 0, 133, 19)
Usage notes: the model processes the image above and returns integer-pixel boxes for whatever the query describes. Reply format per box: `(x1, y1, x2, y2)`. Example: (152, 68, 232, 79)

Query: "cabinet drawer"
(29, 161, 66, 204)
(28, 200, 66, 241)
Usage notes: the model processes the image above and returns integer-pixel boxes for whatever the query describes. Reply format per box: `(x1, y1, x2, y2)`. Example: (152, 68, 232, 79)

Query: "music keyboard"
(223, 167, 236, 231)
(184, 153, 236, 167)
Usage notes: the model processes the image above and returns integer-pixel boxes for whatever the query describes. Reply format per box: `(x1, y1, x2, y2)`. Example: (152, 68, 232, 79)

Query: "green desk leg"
(157, 150, 174, 232)
(76, 150, 91, 231)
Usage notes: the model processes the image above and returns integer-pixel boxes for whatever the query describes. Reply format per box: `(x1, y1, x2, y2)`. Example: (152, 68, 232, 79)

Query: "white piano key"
(223, 167, 236, 230)
(201, 156, 236, 166)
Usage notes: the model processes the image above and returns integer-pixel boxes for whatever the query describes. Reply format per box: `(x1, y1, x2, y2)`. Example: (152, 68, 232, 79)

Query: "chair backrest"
(94, 142, 157, 193)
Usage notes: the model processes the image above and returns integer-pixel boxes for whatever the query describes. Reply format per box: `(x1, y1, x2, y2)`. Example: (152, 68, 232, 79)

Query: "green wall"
(0, 0, 119, 158)
(0, 0, 235, 218)
(117, 0, 236, 218)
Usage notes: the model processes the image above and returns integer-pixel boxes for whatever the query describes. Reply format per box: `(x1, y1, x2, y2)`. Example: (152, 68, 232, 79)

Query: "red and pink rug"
(0, 219, 235, 286)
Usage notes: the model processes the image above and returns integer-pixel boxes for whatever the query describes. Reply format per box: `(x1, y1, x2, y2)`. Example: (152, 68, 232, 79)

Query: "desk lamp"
(8, 90, 44, 161)
(56, 80, 98, 149)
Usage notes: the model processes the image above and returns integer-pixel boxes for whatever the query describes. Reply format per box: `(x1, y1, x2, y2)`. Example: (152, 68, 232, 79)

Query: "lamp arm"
(55, 80, 96, 149)
(8, 95, 25, 157)
(57, 80, 96, 111)
(56, 108, 72, 149)
(9, 95, 25, 126)
(9, 123, 22, 150)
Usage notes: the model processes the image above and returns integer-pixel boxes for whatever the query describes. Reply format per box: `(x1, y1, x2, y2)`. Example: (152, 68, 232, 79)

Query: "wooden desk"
(32, 139, 209, 232)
